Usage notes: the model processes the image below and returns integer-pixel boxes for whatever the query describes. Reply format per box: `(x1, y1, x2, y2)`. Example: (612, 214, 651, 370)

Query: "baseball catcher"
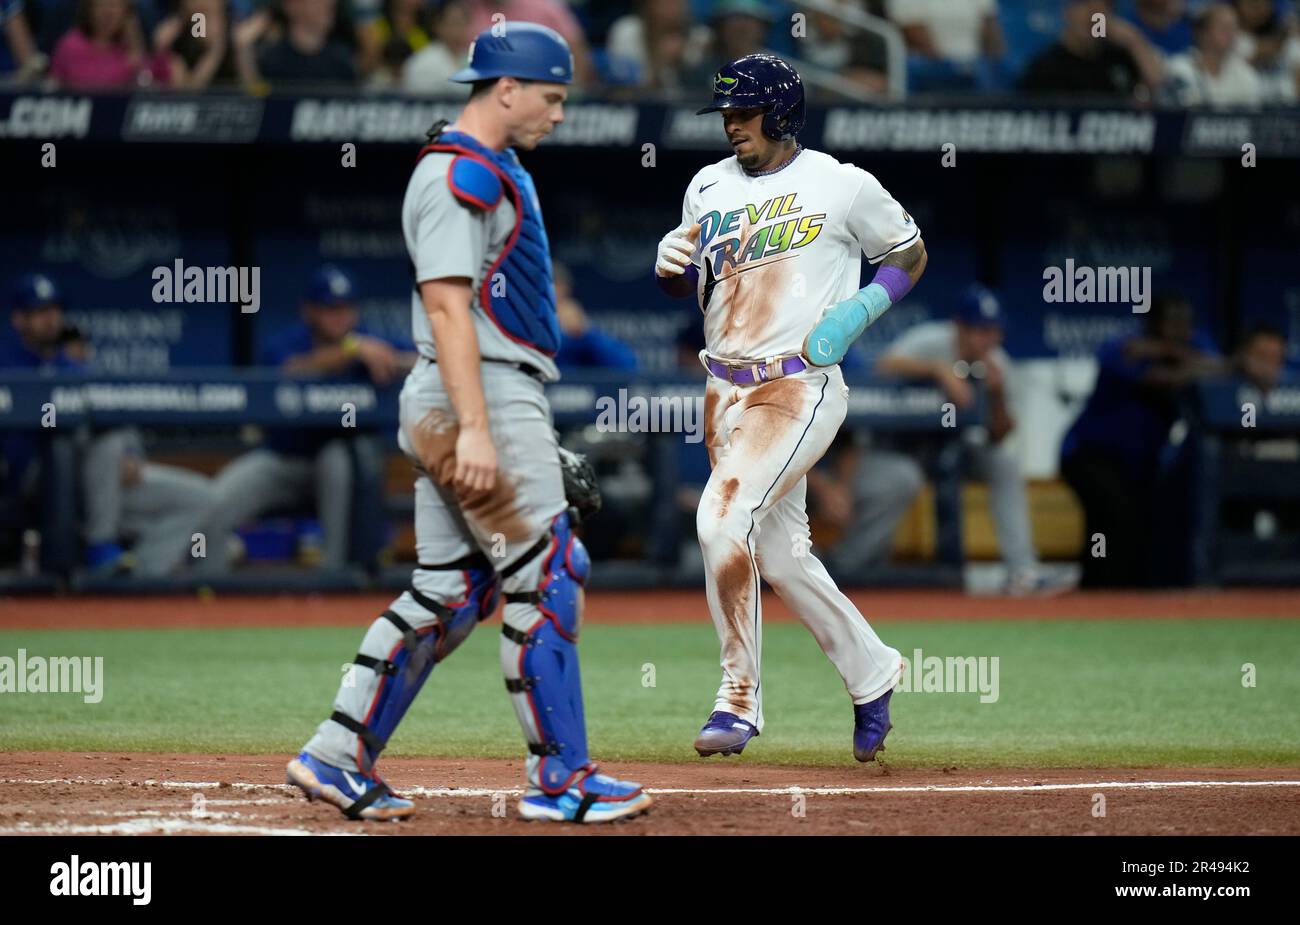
(286, 22, 651, 823)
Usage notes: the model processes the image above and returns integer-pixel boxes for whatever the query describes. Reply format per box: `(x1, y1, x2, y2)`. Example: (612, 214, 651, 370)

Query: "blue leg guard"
(313, 552, 501, 773)
(500, 512, 595, 795)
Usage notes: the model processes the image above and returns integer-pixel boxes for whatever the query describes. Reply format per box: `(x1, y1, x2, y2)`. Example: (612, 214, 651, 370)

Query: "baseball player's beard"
(735, 139, 790, 172)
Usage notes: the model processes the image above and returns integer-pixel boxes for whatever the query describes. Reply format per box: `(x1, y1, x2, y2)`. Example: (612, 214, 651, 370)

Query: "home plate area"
(2, 753, 1298, 835)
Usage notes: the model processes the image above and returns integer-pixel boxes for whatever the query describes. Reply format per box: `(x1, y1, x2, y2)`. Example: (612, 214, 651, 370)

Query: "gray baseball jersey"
(401, 152, 560, 382)
(883, 320, 1016, 401)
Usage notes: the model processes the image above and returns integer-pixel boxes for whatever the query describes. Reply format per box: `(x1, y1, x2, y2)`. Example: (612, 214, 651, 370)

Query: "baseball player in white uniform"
(654, 54, 928, 761)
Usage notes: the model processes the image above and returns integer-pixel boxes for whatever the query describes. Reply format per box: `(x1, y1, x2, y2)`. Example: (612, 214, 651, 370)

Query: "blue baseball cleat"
(518, 767, 653, 823)
(286, 751, 415, 821)
(693, 711, 759, 757)
(853, 689, 894, 762)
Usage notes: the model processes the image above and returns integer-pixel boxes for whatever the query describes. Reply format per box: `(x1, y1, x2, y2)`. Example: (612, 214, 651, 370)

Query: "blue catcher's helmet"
(450, 21, 574, 85)
(696, 53, 805, 142)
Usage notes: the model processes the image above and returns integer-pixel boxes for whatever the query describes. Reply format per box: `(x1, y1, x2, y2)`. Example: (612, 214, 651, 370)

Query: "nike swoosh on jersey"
(698, 180, 719, 194)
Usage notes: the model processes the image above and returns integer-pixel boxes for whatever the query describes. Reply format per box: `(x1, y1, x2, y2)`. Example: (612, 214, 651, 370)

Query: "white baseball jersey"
(678, 147, 920, 362)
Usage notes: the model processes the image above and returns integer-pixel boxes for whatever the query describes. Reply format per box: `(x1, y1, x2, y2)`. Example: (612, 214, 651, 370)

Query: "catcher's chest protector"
(416, 130, 562, 356)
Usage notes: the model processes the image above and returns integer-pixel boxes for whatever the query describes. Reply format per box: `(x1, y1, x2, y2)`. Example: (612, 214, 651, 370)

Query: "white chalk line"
(1, 778, 1296, 836)
(5, 777, 1300, 797)
(0, 818, 359, 837)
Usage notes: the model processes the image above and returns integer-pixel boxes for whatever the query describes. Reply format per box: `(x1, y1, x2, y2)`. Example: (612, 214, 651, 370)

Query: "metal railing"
(784, 0, 908, 100)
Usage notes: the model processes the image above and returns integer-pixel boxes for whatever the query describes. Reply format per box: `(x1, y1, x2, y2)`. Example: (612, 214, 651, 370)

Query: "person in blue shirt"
(1060, 293, 1222, 587)
(551, 262, 637, 371)
(196, 264, 415, 575)
(2, 273, 87, 560)
(1233, 323, 1289, 393)
(1123, 0, 1195, 55)
(1, 273, 87, 371)
(2, 273, 214, 577)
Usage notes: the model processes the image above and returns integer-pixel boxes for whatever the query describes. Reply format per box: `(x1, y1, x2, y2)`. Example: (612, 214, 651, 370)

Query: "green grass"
(1, 619, 1298, 768)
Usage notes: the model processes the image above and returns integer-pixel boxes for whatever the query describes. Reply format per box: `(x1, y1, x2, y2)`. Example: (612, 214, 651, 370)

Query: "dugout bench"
(0, 370, 971, 591)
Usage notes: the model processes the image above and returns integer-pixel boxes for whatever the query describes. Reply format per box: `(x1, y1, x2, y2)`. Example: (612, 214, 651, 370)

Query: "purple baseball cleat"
(694, 711, 759, 757)
(853, 689, 894, 762)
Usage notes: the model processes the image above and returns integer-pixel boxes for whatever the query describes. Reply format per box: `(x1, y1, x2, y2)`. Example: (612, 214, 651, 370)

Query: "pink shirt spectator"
(49, 28, 168, 88)
(464, 0, 584, 49)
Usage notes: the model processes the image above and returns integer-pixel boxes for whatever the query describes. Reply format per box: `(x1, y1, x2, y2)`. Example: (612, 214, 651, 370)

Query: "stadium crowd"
(0, 0, 1297, 105)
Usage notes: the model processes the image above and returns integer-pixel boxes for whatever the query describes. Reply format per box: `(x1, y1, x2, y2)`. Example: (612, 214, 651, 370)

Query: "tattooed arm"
(880, 238, 928, 288)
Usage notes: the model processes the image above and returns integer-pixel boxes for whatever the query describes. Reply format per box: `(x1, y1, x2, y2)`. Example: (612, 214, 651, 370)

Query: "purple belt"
(704, 354, 807, 385)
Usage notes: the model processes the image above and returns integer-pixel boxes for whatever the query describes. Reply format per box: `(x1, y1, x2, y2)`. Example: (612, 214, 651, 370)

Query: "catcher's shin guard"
(500, 512, 594, 793)
(323, 553, 501, 772)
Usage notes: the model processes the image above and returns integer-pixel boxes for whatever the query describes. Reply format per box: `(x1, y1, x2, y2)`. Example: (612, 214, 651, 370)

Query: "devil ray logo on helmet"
(697, 53, 806, 142)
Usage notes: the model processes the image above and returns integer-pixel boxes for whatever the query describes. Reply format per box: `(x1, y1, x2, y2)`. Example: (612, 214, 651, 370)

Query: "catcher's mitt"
(558, 445, 601, 523)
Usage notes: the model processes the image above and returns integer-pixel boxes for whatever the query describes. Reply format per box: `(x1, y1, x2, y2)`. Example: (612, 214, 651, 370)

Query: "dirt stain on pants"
(405, 408, 533, 543)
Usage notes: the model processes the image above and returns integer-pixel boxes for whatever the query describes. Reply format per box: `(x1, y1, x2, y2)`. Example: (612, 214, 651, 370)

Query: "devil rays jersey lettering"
(679, 148, 919, 362)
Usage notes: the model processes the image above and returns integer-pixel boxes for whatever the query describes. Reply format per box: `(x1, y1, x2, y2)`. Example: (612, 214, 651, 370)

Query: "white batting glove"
(655, 223, 701, 277)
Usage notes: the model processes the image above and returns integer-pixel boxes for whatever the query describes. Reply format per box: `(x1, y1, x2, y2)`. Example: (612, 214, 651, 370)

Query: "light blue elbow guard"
(803, 283, 893, 367)
(803, 263, 915, 367)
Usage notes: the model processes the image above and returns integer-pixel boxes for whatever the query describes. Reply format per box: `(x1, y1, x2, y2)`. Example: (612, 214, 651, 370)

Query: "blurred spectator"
(1060, 294, 1223, 587)
(1, 274, 213, 578)
(80, 424, 215, 577)
(401, 0, 472, 94)
(605, 0, 710, 92)
(1234, 323, 1288, 393)
(681, 0, 773, 90)
(364, 0, 431, 88)
(196, 265, 415, 575)
(801, 0, 889, 96)
(873, 286, 1066, 595)
(886, 0, 1004, 90)
(1020, 0, 1165, 100)
(1234, 0, 1300, 102)
(233, 0, 357, 88)
(2, 0, 43, 80)
(1167, 3, 1263, 106)
(48, 0, 169, 88)
(1217, 323, 1297, 563)
(1, 274, 85, 370)
(1, 275, 80, 560)
(552, 262, 638, 371)
(808, 431, 922, 577)
(1125, 0, 1194, 55)
(152, 0, 235, 88)
(33, 0, 164, 58)
(461, 0, 593, 86)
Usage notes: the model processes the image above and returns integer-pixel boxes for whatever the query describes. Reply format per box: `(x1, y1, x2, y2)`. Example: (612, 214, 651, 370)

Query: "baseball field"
(2, 588, 1298, 836)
